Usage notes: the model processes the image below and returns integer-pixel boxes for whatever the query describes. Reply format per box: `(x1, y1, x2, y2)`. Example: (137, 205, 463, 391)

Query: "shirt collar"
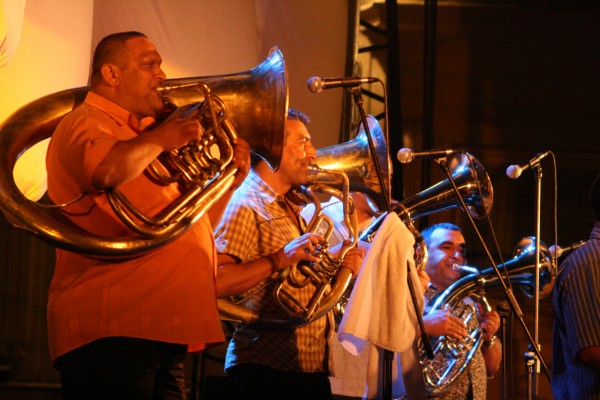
(84, 91, 155, 132)
(246, 169, 279, 205)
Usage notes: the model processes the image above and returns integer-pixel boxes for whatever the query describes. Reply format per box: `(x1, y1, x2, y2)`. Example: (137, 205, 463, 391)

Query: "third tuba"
(421, 238, 554, 395)
(332, 152, 494, 323)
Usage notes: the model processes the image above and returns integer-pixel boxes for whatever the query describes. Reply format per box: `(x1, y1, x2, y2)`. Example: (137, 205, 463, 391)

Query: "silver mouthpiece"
(452, 264, 480, 276)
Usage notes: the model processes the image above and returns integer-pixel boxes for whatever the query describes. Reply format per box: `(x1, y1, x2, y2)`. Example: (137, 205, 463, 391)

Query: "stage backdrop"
(92, 0, 352, 148)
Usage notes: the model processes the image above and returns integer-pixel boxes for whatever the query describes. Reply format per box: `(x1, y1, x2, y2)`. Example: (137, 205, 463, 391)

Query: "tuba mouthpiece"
(156, 82, 200, 93)
(452, 264, 480, 276)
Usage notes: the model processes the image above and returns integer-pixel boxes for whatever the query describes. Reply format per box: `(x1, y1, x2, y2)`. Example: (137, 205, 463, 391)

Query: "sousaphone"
(0, 47, 288, 258)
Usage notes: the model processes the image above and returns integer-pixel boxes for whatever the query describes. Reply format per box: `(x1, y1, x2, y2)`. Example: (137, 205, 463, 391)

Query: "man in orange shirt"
(45, 31, 249, 399)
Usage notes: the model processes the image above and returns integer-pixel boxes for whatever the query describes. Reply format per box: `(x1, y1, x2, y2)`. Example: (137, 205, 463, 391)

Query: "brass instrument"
(332, 152, 494, 324)
(274, 168, 359, 323)
(219, 170, 358, 327)
(218, 169, 359, 327)
(421, 239, 554, 395)
(218, 117, 389, 327)
(308, 115, 391, 212)
(511, 236, 555, 298)
(0, 47, 288, 258)
(360, 152, 493, 244)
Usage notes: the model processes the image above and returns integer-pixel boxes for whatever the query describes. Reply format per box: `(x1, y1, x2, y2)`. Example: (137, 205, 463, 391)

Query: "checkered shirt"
(215, 170, 332, 373)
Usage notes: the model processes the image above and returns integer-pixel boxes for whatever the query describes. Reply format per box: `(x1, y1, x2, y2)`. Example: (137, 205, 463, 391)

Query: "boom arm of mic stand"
(349, 89, 391, 211)
(434, 157, 551, 384)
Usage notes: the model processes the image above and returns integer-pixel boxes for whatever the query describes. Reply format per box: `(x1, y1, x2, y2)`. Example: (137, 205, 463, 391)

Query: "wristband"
(483, 335, 498, 348)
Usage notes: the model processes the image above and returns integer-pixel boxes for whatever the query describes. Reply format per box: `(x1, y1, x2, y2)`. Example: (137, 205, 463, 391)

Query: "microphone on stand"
(396, 148, 457, 164)
(549, 240, 586, 258)
(506, 151, 551, 179)
(306, 76, 378, 93)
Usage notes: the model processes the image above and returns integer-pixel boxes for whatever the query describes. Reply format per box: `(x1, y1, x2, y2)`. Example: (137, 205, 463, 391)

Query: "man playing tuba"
(214, 108, 364, 400)
(421, 222, 502, 399)
(45, 31, 250, 399)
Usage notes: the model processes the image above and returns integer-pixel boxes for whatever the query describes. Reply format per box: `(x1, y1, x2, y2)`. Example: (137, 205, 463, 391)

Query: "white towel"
(338, 212, 426, 400)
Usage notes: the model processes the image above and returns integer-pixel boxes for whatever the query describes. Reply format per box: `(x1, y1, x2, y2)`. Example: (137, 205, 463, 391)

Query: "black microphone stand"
(349, 87, 433, 400)
(497, 301, 511, 400)
(433, 155, 551, 386)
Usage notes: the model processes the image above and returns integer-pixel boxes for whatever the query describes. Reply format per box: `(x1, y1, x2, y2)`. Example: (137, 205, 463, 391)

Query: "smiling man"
(45, 31, 249, 399)
(421, 222, 502, 400)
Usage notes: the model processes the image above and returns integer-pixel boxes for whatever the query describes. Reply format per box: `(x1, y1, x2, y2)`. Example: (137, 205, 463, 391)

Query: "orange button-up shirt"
(45, 92, 224, 362)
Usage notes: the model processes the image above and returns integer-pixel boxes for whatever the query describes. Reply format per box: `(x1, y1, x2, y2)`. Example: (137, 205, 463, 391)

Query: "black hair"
(90, 31, 148, 86)
(421, 222, 461, 246)
(287, 108, 310, 126)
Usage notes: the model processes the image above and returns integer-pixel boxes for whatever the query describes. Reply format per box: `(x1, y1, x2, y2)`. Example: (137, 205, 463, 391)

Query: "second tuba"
(0, 47, 288, 258)
(217, 116, 388, 327)
(421, 238, 554, 395)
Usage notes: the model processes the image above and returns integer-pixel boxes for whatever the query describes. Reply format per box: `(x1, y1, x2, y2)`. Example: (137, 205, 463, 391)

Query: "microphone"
(506, 151, 551, 179)
(452, 264, 480, 276)
(396, 148, 457, 164)
(307, 76, 378, 93)
(549, 240, 586, 258)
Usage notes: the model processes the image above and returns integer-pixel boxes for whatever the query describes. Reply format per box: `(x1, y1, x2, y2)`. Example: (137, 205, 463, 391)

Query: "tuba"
(360, 152, 493, 244)
(218, 169, 360, 327)
(0, 47, 288, 258)
(421, 238, 554, 395)
(333, 152, 494, 323)
(510, 236, 555, 298)
(218, 116, 386, 327)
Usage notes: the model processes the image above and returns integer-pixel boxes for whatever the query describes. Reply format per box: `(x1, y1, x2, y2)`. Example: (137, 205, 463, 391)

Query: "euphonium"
(274, 167, 359, 324)
(218, 116, 388, 327)
(0, 47, 288, 258)
(420, 238, 554, 395)
(218, 166, 359, 327)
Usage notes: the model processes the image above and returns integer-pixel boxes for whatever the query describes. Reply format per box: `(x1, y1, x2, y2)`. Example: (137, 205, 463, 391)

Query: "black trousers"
(227, 363, 333, 400)
(54, 337, 187, 400)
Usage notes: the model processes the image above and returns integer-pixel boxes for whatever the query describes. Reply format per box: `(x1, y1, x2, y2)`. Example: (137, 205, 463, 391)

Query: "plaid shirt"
(215, 170, 332, 373)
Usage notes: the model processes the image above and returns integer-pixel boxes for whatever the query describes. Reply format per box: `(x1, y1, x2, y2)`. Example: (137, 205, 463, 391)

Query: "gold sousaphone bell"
(0, 47, 288, 258)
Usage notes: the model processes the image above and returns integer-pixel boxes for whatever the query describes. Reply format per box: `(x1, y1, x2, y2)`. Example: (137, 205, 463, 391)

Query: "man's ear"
(100, 64, 119, 86)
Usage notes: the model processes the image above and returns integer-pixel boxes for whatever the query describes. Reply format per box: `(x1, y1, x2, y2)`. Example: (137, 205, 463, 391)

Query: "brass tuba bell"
(0, 47, 288, 258)
(308, 114, 391, 211)
(359, 152, 493, 268)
